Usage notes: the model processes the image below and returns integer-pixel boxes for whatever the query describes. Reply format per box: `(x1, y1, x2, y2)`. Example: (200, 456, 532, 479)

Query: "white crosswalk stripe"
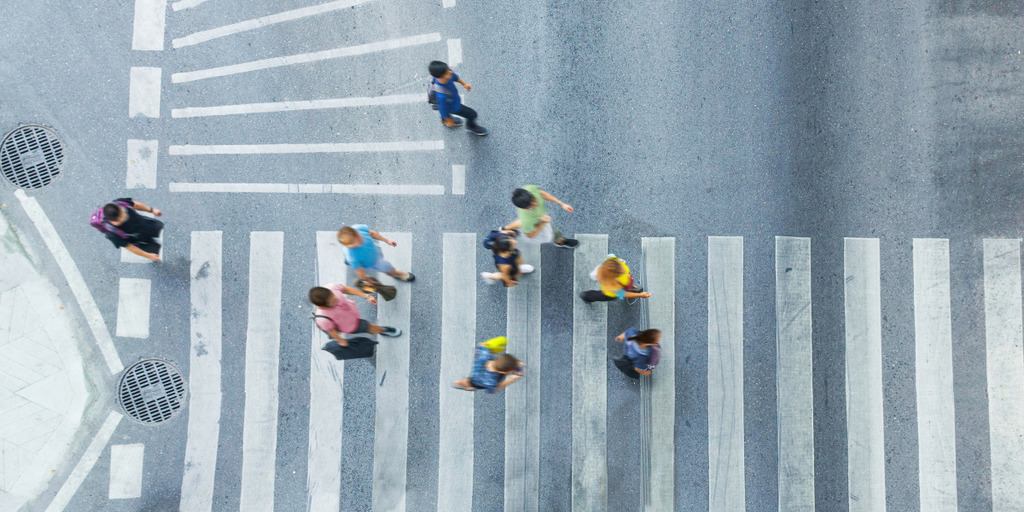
(154, 231, 1024, 512)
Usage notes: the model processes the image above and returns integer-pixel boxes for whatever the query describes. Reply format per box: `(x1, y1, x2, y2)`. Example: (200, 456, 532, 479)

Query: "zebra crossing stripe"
(372, 233, 412, 512)
(913, 239, 958, 511)
(180, 232, 223, 512)
(775, 236, 814, 511)
(239, 232, 284, 512)
(307, 232, 347, 511)
(439, 234, 476, 512)
(641, 237, 675, 511)
(844, 238, 886, 512)
(572, 235, 609, 512)
(131, 0, 167, 51)
(504, 242, 542, 512)
(707, 236, 745, 512)
(982, 239, 1024, 511)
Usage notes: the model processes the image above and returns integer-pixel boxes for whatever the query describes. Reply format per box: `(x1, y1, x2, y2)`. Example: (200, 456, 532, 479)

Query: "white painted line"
(442, 0, 455, 7)
(171, 0, 209, 11)
(438, 233, 476, 512)
(116, 278, 151, 339)
(451, 165, 465, 196)
(121, 244, 161, 263)
(641, 237, 675, 512)
(982, 239, 1024, 511)
(504, 242, 541, 512)
(239, 232, 284, 512)
(373, 232, 411, 512)
(844, 238, 886, 512)
(172, 33, 442, 83)
(169, 182, 445, 195)
(912, 239, 958, 511)
(707, 236, 745, 512)
(14, 190, 123, 374)
(181, 231, 223, 512)
(173, 0, 376, 48)
(775, 236, 815, 511)
(572, 234, 608, 512)
(132, 0, 167, 50)
(44, 411, 123, 512)
(126, 139, 158, 189)
(308, 231, 347, 512)
(109, 444, 144, 499)
(171, 93, 422, 118)
(129, 67, 162, 118)
(169, 140, 442, 155)
(447, 39, 463, 67)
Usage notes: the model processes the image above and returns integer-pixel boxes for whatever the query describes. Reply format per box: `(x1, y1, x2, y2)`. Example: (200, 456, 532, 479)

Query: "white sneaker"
(481, 272, 498, 285)
(519, 264, 535, 274)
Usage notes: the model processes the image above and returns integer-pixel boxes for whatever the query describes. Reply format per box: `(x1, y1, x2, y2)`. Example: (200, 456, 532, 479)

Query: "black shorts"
(350, 319, 372, 334)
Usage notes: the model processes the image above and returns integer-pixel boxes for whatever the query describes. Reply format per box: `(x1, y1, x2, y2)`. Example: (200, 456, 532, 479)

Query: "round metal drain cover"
(117, 359, 187, 424)
(0, 125, 66, 189)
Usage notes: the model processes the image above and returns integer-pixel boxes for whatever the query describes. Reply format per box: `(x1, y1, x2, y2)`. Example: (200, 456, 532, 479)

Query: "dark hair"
(511, 188, 534, 209)
(493, 354, 519, 373)
(492, 235, 514, 254)
(628, 329, 661, 346)
(428, 60, 449, 78)
(102, 203, 122, 220)
(309, 287, 334, 307)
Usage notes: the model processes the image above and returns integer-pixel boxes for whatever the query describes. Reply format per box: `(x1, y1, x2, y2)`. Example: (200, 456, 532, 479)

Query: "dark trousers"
(133, 219, 164, 254)
(581, 290, 616, 303)
(453, 105, 480, 128)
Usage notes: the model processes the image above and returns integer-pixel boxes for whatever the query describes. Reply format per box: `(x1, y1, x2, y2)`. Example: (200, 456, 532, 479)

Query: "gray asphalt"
(0, 0, 1021, 510)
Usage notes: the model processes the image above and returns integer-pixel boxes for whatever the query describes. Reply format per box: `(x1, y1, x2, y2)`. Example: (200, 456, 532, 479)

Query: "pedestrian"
(337, 225, 415, 283)
(613, 328, 662, 379)
(481, 231, 535, 287)
(452, 340, 525, 393)
(580, 254, 651, 303)
(503, 186, 579, 248)
(309, 284, 402, 347)
(428, 60, 488, 136)
(90, 198, 164, 262)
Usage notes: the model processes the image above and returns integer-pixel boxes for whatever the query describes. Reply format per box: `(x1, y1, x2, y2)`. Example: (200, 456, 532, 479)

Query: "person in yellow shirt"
(580, 254, 651, 303)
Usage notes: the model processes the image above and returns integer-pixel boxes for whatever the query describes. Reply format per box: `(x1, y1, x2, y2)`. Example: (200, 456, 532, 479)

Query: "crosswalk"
(121, 232, 1024, 511)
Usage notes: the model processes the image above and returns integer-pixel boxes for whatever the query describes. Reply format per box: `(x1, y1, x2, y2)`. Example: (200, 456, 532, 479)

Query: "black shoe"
(468, 125, 488, 136)
(554, 238, 579, 249)
(401, 272, 415, 283)
(379, 327, 403, 337)
(579, 292, 593, 303)
(431, 104, 439, 110)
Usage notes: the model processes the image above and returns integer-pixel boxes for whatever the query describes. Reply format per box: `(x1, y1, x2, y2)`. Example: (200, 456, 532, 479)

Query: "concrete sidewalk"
(0, 205, 93, 511)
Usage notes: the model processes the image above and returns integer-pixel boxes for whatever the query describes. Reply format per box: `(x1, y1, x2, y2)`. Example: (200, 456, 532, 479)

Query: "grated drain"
(0, 125, 65, 189)
(117, 359, 187, 424)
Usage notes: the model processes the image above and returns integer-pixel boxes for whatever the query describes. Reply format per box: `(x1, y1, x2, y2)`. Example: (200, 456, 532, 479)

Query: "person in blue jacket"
(428, 60, 488, 136)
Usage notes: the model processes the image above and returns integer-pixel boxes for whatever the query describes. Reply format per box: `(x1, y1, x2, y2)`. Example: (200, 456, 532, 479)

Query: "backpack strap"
(312, 314, 338, 332)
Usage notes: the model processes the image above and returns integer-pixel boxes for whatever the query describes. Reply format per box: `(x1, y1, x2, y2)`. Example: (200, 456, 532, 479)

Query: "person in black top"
(102, 198, 164, 262)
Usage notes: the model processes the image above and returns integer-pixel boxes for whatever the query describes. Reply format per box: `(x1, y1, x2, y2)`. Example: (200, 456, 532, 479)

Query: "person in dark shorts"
(481, 232, 535, 287)
(309, 284, 402, 346)
(452, 342, 524, 393)
(100, 198, 164, 262)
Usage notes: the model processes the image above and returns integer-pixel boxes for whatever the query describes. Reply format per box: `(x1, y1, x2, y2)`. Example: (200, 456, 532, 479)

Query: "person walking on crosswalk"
(91, 198, 164, 262)
(452, 339, 525, 393)
(503, 185, 579, 248)
(580, 254, 651, 303)
(613, 328, 661, 378)
(481, 230, 535, 287)
(309, 284, 402, 346)
(337, 225, 415, 283)
(428, 60, 488, 136)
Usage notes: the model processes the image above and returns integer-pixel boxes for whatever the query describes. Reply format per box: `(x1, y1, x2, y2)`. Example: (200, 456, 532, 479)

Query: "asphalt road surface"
(1, 0, 1022, 510)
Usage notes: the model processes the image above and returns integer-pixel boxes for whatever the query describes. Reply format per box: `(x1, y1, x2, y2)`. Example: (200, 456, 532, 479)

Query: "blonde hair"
(596, 259, 625, 288)
(337, 226, 358, 244)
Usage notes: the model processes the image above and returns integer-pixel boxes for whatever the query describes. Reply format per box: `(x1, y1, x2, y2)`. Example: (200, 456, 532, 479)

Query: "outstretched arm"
(538, 190, 573, 213)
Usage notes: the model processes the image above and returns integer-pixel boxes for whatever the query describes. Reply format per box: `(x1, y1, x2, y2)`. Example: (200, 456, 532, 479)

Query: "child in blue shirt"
(453, 343, 524, 393)
(429, 60, 488, 136)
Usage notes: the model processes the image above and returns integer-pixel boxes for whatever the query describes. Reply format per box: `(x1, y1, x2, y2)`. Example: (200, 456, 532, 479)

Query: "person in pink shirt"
(309, 283, 402, 346)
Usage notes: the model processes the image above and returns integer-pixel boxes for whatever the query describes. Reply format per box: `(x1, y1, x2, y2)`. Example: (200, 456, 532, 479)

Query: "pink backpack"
(90, 201, 132, 239)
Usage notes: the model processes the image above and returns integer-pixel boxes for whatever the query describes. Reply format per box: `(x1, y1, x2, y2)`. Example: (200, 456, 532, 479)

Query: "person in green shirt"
(502, 185, 579, 248)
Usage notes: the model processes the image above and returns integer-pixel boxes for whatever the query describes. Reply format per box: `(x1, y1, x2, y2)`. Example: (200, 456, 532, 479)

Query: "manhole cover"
(117, 359, 187, 424)
(0, 125, 65, 189)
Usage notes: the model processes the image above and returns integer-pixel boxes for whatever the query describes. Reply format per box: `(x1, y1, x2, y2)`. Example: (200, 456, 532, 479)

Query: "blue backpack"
(483, 230, 511, 251)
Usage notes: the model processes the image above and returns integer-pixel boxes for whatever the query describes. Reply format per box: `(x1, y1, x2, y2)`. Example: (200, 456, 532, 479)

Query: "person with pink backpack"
(613, 328, 662, 379)
(90, 198, 164, 262)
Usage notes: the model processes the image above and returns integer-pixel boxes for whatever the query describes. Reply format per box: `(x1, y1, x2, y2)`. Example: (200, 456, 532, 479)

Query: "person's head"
(309, 287, 337, 308)
(511, 188, 537, 210)
(628, 329, 662, 346)
(596, 259, 625, 283)
(428, 60, 451, 80)
(337, 226, 363, 248)
(493, 354, 520, 373)
(492, 235, 516, 255)
(102, 203, 126, 222)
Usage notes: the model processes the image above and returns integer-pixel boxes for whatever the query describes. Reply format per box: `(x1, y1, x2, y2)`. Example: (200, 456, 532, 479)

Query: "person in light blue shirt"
(337, 225, 415, 283)
(429, 60, 488, 136)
